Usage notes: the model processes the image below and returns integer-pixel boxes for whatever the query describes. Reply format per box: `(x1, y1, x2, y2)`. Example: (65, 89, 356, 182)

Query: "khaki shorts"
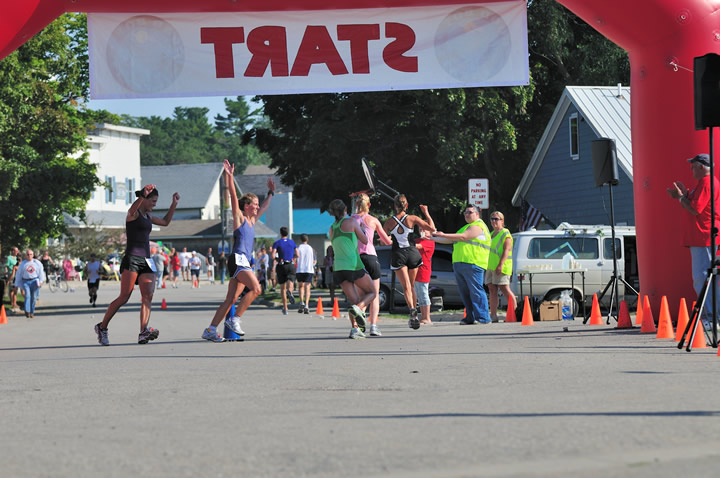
(485, 268, 511, 286)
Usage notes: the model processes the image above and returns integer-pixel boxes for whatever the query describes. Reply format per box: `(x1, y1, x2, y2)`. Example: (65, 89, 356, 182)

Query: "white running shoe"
(225, 316, 245, 336)
(349, 327, 366, 339)
(94, 323, 109, 346)
(369, 325, 382, 336)
(202, 328, 225, 342)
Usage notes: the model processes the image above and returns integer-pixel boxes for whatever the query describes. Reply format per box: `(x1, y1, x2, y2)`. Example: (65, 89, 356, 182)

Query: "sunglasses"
(463, 210, 476, 215)
(490, 217, 501, 221)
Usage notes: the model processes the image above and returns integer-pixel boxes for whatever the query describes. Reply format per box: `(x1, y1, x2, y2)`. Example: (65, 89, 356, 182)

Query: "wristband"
(267, 190, 275, 197)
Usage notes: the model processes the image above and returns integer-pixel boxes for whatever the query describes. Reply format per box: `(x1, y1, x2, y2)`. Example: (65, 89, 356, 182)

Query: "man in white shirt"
(189, 251, 202, 288)
(296, 234, 316, 314)
(14, 249, 46, 318)
(180, 247, 191, 281)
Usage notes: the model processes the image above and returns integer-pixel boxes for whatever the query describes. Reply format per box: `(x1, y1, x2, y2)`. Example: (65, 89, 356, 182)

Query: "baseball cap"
(687, 154, 711, 167)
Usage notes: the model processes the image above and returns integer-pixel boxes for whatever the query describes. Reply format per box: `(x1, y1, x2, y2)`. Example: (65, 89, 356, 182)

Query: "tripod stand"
(677, 261, 717, 351)
(596, 180, 639, 323)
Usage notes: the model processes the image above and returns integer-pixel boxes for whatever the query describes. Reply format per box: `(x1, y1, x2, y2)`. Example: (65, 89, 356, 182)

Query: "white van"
(509, 223, 639, 314)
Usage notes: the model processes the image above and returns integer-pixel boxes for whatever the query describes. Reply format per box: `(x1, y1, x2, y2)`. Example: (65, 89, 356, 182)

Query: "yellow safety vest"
(488, 228, 513, 274)
(452, 220, 491, 269)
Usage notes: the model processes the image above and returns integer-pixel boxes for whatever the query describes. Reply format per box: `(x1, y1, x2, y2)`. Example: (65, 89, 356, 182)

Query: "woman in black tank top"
(94, 184, 180, 346)
(382, 194, 436, 329)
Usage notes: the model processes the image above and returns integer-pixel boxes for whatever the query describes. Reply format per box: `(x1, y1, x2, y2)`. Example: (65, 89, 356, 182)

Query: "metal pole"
(609, 181, 619, 319)
(710, 127, 717, 347)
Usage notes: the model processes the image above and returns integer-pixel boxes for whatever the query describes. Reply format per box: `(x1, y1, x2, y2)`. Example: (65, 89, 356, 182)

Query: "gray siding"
(526, 106, 635, 226)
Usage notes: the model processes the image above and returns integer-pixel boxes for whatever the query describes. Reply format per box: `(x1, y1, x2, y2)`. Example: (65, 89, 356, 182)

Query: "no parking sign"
(468, 178, 489, 209)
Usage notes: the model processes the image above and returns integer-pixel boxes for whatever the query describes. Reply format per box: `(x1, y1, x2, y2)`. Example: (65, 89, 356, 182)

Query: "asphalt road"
(2, 280, 720, 478)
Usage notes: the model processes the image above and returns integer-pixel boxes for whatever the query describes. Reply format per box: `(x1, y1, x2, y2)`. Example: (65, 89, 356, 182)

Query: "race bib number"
(146, 258, 157, 273)
(235, 253, 251, 269)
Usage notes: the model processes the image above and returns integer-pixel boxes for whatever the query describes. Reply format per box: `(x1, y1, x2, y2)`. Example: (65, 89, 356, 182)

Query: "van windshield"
(528, 237, 599, 260)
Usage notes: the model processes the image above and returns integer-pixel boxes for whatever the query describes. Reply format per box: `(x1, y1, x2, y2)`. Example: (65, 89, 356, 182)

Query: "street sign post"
(468, 178, 489, 209)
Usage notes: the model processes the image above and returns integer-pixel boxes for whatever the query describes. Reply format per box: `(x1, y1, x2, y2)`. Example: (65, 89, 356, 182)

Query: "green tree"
(0, 13, 100, 253)
(254, 86, 533, 231)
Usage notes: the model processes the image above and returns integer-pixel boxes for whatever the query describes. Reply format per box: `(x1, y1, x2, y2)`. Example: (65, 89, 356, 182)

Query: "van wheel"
(545, 291, 581, 318)
(378, 285, 390, 311)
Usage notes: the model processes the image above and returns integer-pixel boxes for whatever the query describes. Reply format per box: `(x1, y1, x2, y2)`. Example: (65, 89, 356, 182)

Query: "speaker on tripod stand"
(593, 138, 638, 323)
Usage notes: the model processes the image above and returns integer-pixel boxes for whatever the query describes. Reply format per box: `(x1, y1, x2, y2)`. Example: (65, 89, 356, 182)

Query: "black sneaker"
(298, 305, 304, 314)
(286, 290, 296, 304)
(138, 327, 159, 344)
(304, 307, 309, 315)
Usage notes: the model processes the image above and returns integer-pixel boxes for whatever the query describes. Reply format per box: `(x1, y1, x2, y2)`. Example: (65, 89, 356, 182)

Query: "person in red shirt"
(414, 230, 436, 326)
(667, 153, 720, 329)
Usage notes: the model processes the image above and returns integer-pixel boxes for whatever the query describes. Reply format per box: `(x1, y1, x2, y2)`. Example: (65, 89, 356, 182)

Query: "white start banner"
(87, 1, 528, 99)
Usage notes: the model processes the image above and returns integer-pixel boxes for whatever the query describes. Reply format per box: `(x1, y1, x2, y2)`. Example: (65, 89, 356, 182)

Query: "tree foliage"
(118, 97, 271, 172)
(252, 0, 629, 230)
(0, 14, 100, 253)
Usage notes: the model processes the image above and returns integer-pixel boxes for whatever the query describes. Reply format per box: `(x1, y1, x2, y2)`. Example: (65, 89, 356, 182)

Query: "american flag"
(520, 199, 542, 231)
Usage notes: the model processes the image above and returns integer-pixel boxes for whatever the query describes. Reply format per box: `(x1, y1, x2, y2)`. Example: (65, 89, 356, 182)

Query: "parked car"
(510, 223, 639, 315)
(376, 244, 463, 310)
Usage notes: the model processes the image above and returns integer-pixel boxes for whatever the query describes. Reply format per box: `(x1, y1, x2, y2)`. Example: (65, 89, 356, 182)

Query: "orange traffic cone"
(521, 296, 534, 326)
(331, 298, 341, 319)
(616, 300, 633, 328)
(463, 308, 467, 319)
(315, 298, 324, 317)
(505, 296, 517, 323)
(635, 296, 644, 326)
(691, 319, 708, 349)
(162, 283, 166, 289)
(161, 298, 167, 310)
(194, 279, 198, 288)
(656, 296, 674, 339)
(588, 294, 603, 325)
(0, 305, 7, 324)
(675, 298, 690, 342)
(640, 295, 656, 333)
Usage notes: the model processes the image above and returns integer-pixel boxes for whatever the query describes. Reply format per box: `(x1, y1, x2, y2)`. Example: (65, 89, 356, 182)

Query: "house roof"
(64, 211, 128, 228)
(512, 85, 631, 206)
(236, 165, 293, 196)
(141, 163, 224, 209)
(149, 218, 277, 240)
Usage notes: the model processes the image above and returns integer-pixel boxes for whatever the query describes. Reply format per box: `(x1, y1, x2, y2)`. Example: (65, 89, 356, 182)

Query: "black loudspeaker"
(694, 53, 720, 130)
(592, 138, 619, 187)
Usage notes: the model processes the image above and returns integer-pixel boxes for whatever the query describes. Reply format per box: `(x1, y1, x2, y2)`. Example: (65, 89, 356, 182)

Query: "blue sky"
(87, 95, 241, 120)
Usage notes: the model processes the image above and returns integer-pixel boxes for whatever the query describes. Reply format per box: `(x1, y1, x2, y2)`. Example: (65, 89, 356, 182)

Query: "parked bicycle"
(47, 267, 69, 293)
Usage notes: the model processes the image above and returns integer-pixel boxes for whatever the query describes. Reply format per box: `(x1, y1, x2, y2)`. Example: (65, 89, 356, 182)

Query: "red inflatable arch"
(1, 0, 718, 312)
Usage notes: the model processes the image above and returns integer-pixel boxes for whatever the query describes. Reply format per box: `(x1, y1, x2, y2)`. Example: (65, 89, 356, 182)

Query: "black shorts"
(120, 254, 155, 276)
(191, 269, 200, 278)
(333, 269, 366, 284)
(296, 272, 314, 283)
(360, 254, 381, 280)
(87, 280, 100, 291)
(391, 246, 423, 270)
(276, 262, 296, 284)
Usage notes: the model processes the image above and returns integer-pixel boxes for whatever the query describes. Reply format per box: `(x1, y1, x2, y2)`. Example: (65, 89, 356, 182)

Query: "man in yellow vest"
(486, 211, 516, 322)
(433, 205, 492, 324)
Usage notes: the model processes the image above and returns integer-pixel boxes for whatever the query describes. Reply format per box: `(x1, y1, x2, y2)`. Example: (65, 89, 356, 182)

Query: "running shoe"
(94, 323, 109, 346)
(138, 327, 159, 344)
(282, 308, 288, 316)
(225, 316, 245, 336)
(298, 305, 304, 314)
(369, 325, 382, 336)
(349, 305, 366, 332)
(286, 290, 296, 304)
(349, 327, 366, 339)
(202, 327, 225, 342)
(304, 307, 309, 315)
(409, 308, 420, 330)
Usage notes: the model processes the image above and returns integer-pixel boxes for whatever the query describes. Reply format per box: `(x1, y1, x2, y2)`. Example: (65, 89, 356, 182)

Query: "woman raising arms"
(94, 184, 180, 346)
(382, 194, 435, 330)
(202, 160, 275, 342)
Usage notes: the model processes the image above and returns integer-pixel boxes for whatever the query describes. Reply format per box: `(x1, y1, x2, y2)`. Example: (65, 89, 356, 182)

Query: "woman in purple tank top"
(202, 159, 275, 342)
(94, 184, 180, 346)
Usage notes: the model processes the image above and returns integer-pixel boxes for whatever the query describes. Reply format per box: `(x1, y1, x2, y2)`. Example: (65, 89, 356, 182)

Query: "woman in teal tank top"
(328, 199, 376, 339)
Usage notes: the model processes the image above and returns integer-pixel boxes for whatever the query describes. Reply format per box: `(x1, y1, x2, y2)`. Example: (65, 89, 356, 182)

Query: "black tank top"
(126, 213, 152, 257)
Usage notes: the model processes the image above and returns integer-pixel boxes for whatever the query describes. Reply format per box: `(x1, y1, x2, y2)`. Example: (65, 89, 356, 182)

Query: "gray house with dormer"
(512, 85, 635, 227)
